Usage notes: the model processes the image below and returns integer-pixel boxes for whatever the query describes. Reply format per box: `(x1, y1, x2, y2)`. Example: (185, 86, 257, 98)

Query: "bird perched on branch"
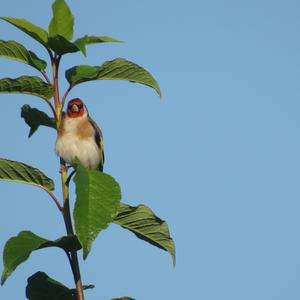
(56, 98, 104, 171)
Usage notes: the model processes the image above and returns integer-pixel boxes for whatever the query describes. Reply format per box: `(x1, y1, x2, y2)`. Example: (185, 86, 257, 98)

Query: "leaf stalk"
(61, 85, 72, 107)
(43, 188, 63, 212)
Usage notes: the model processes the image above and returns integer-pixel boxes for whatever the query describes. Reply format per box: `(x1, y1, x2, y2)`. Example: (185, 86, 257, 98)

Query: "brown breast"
(58, 116, 94, 140)
(76, 118, 94, 140)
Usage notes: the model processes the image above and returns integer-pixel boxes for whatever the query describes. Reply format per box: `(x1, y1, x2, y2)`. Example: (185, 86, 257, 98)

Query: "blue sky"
(1, 0, 300, 299)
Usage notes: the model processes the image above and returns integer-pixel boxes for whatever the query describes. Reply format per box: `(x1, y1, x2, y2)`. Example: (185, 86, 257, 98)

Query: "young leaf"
(21, 104, 56, 138)
(0, 40, 47, 71)
(73, 166, 121, 259)
(0, 17, 48, 48)
(74, 35, 123, 56)
(26, 272, 75, 300)
(48, 0, 74, 41)
(114, 204, 176, 266)
(0, 76, 53, 101)
(47, 35, 80, 56)
(1, 231, 81, 284)
(65, 58, 161, 97)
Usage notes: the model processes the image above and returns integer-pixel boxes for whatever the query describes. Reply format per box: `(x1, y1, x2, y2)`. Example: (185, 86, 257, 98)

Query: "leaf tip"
(154, 84, 162, 98)
(1, 272, 7, 286)
(172, 254, 176, 268)
(81, 239, 91, 260)
(83, 249, 89, 260)
(28, 128, 36, 138)
(170, 240, 176, 267)
(112, 38, 124, 43)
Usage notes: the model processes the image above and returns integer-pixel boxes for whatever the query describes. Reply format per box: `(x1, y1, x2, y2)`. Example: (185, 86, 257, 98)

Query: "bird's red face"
(67, 98, 86, 118)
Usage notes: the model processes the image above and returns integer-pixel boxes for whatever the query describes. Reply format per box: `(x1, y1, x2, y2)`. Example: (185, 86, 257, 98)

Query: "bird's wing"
(89, 117, 105, 171)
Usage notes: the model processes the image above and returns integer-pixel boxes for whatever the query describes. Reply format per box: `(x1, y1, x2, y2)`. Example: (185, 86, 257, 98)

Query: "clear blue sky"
(1, 0, 300, 299)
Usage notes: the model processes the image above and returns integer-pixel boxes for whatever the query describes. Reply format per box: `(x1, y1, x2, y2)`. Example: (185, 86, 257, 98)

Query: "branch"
(60, 161, 85, 300)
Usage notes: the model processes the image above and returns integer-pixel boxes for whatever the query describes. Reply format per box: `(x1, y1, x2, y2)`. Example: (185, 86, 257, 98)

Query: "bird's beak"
(71, 104, 79, 113)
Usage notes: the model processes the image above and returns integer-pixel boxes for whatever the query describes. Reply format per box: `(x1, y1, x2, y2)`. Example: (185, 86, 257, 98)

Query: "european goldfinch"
(56, 98, 104, 171)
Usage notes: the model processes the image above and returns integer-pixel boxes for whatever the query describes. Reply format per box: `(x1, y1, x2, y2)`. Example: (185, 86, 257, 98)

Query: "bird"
(56, 98, 104, 171)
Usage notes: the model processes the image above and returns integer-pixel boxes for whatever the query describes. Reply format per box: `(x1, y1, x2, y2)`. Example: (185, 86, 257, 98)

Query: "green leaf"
(21, 104, 56, 137)
(96, 59, 161, 97)
(47, 36, 80, 56)
(114, 204, 176, 266)
(65, 58, 161, 97)
(49, 0, 74, 41)
(1, 231, 81, 284)
(0, 40, 47, 71)
(0, 76, 53, 101)
(26, 272, 75, 300)
(73, 165, 121, 259)
(66, 65, 99, 84)
(0, 17, 48, 47)
(0, 159, 54, 191)
(74, 35, 122, 56)
(26, 272, 93, 300)
(40, 235, 82, 252)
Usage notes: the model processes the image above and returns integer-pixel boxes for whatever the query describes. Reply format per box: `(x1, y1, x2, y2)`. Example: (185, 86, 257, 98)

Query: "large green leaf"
(47, 35, 80, 56)
(26, 272, 75, 300)
(0, 159, 54, 191)
(73, 165, 121, 259)
(48, 0, 74, 41)
(114, 204, 176, 266)
(0, 76, 53, 101)
(0, 40, 47, 71)
(74, 35, 122, 56)
(21, 104, 56, 138)
(65, 58, 161, 97)
(1, 231, 81, 284)
(0, 17, 48, 47)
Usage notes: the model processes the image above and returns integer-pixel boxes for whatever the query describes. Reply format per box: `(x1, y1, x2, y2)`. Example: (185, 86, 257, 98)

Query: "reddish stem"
(43, 188, 63, 212)
(41, 71, 52, 85)
(52, 55, 62, 107)
(46, 101, 58, 121)
(50, 51, 85, 300)
(61, 85, 72, 108)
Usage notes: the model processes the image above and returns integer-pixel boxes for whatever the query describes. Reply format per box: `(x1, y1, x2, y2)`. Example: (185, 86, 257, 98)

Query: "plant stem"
(51, 52, 85, 300)
(60, 162, 85, 300)
(52, 54, 63, 126)
(52, 55, 61, 106)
